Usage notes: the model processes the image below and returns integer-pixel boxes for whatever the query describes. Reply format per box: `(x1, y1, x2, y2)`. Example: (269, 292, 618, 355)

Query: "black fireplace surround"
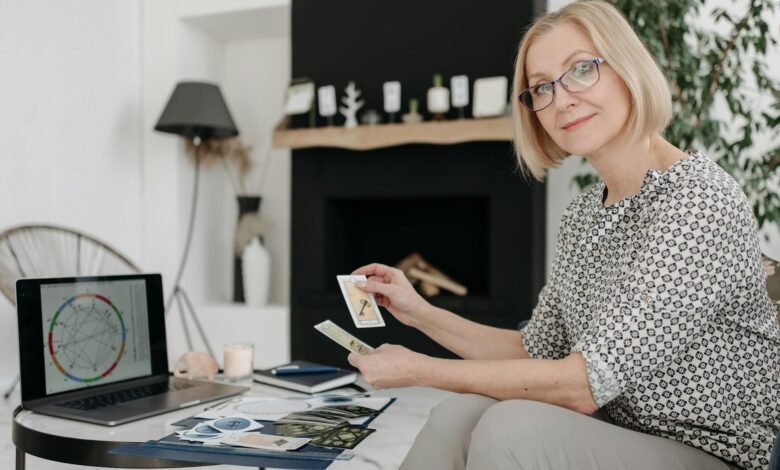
(291, 144, 546, 366)
(290, 0, 545, 366)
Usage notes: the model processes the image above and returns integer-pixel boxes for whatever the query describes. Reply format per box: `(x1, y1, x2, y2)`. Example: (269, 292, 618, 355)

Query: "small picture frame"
(283, 78, 316, 116)
(472, 76, 508, 118)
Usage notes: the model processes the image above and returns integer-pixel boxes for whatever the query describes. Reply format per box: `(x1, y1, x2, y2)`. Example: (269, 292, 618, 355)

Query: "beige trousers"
(399, 394, 739, 470)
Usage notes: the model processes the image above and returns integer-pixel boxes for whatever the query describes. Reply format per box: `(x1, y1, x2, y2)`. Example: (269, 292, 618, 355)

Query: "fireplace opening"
(323, 196, 490, 297)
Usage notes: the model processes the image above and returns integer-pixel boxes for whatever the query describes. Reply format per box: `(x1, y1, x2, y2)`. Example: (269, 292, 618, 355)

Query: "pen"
(272, 366, 340, 376)
(203, 396, 240, 411)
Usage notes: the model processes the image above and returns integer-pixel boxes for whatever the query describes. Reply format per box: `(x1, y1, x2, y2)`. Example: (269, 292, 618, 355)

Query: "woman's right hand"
(352, 263, 432, 328)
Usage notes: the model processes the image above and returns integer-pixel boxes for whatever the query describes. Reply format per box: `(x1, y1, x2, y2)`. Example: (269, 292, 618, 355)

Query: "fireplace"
(291, 143, 545, 366)
(289, 0, 543, 366)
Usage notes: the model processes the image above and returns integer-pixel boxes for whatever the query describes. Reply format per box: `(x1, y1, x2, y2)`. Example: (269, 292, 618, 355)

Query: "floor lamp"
(154, 82, 239, 357)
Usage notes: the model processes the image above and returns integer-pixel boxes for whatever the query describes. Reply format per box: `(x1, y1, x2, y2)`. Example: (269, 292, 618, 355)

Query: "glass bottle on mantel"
(234, 195, 270, 306)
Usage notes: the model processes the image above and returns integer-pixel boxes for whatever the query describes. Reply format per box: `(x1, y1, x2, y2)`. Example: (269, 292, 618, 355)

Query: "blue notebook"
(252, 361, 358, 394)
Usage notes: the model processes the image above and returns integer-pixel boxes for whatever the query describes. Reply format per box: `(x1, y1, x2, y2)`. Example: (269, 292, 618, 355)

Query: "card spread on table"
(274, 405, 379, 449)
(176, 415, 265, 444)
(337, 275, 385, 328)
(314, 320, 374, 355)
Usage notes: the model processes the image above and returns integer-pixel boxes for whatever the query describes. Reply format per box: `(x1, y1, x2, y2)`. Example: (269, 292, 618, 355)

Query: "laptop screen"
(16, 274, 169, 403)
(40, 278, 153, 395)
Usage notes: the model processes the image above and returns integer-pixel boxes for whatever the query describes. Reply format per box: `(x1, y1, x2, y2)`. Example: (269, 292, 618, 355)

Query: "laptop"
(16, 273, 248, 426)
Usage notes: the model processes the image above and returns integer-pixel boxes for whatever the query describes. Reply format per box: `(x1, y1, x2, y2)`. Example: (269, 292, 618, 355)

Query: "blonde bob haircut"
(512, 0, 672, 181)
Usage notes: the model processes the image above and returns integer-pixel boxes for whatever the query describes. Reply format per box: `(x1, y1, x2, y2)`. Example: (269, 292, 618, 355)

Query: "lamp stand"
(3, 375, 19, 399)
(165, 137, 215, 357)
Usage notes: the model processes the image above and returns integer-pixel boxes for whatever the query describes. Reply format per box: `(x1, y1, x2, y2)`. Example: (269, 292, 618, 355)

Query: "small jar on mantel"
(427, 73, 450, 120)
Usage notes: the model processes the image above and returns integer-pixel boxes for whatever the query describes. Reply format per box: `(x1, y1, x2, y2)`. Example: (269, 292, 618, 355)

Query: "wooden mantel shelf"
(272, 116, 513, 151)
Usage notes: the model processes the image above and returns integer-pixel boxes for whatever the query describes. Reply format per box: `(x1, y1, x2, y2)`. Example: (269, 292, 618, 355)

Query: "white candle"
(223, 343, 254, 380)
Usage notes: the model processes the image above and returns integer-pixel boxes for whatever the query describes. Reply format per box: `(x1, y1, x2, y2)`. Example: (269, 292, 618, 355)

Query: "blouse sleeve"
(571, 179, 757, 407)
(521, 282, 570, 360)
(521, 208, 573, 360)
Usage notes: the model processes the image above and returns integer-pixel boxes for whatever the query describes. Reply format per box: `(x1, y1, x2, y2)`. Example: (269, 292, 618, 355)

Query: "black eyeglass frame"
(518, 57, 607, 112)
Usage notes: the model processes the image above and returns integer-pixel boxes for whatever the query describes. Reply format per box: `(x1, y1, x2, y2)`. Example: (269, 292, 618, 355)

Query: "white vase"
(242, 238, 271, 307)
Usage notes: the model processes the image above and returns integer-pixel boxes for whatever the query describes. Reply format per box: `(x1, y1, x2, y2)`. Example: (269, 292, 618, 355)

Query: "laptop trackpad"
(93, 405, 149, 421)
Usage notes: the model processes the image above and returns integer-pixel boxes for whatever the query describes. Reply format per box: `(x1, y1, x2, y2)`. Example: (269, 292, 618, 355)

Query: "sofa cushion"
(762, 255, 780, 323)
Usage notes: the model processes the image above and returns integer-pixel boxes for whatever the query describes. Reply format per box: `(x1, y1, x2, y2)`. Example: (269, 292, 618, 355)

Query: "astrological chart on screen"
(40, 278, 152, 395)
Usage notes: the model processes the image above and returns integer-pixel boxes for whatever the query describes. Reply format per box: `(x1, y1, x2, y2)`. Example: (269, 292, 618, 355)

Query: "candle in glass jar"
(223, 343, 254, 380)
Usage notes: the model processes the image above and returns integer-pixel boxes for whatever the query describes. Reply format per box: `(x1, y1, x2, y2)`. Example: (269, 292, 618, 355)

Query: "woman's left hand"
(348, 344, 429, 389)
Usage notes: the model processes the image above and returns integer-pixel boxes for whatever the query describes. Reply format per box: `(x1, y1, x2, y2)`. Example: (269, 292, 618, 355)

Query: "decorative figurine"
(426, 74, 450, 120)
(318, 85, 337, 126)
(360, 109, 382, 126)
(383, 81, 402, 123)
(173, 351, 218, 382)
(339, 81, 365, 128)
(450, 75, 469, 119)
(402, 98, 423, 124)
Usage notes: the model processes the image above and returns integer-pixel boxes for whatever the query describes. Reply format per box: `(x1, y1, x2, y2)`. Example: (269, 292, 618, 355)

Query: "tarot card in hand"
(337, 275, 385, 328)
(314, 320, 374, 355)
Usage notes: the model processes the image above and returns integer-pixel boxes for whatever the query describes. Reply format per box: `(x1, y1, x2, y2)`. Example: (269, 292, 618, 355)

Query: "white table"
(12, 379, 452, 470)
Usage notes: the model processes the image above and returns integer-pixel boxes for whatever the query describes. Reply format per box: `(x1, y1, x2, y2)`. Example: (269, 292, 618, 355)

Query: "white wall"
(142, 0, 291, 362)
(223, 37, 291, 304)
(0, 0, 291, 381)
(0, 0, 143, 381)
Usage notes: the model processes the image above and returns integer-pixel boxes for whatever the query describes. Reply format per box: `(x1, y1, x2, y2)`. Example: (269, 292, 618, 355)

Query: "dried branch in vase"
(185, 137, 253, 194)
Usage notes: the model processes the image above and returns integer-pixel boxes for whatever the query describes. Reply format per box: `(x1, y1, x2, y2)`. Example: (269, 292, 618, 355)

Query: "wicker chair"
(0, 224, 141, 397)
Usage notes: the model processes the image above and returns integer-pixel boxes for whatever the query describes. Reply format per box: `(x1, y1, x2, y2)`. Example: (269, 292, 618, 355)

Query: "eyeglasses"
(518, 57, 607, 112)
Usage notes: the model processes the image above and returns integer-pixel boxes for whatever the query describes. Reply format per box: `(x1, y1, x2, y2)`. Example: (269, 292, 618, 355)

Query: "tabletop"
(12, 378, 452, 470)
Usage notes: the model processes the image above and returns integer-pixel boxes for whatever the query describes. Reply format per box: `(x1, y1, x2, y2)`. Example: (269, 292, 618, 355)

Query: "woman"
(347, 1, 780, 469)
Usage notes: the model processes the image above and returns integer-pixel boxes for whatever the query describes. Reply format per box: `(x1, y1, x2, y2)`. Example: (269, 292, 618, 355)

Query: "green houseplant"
(573, 0, 780, 230)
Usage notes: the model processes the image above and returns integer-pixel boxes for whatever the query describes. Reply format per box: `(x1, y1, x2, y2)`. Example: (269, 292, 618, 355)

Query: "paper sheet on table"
(195, 395, 393, 425)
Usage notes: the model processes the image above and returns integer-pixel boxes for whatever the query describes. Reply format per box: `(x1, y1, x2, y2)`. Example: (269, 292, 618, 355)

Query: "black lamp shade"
(154, 82, 239, 139)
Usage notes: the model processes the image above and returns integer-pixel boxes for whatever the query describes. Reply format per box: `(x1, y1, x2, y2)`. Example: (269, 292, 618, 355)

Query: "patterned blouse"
(522, 150, 780, 469)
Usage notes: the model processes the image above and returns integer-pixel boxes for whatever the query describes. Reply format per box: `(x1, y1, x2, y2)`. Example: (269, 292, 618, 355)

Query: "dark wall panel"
(290, 0, 545, 367)
(292, 0, 539, 124)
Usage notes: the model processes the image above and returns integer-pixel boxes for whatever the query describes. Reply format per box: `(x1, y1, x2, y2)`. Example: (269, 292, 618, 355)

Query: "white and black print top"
(522, 150, 780, 469)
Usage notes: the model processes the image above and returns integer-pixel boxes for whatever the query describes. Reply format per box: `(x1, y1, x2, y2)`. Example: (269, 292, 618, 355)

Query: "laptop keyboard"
(59, 380, 196, 411)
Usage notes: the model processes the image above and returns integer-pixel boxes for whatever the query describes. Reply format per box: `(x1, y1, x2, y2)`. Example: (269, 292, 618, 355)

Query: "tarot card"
(276, 422, 340, 438)
(293, 410, 350, 422)
(336, 275, 385, 328)
(319, 405, 380, 418)
(276, 411, 347, 426)
(221, 432, 311, 451)
(311, 425, 375, 449)
(314, 320, 374, 355)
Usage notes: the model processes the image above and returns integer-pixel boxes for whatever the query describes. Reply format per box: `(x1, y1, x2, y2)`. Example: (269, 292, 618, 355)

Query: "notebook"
(253, 361, 357, 393)
(16, 273, 248, 426)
